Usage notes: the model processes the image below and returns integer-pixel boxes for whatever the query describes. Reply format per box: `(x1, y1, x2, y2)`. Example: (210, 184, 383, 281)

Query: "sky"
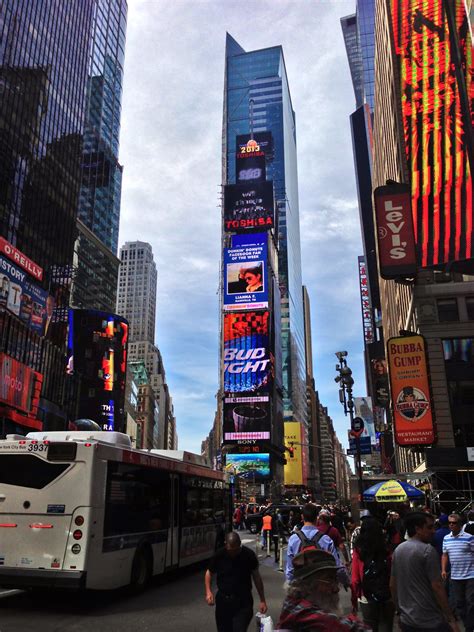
(118, 0, 366, 455)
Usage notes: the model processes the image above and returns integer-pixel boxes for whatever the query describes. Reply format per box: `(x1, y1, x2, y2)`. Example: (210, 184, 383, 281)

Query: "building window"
(466, 296, 474, 320)
(437, 298, 459, 322)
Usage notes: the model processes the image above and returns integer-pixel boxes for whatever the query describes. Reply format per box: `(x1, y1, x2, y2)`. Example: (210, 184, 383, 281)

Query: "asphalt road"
(0, 534, 353, 632)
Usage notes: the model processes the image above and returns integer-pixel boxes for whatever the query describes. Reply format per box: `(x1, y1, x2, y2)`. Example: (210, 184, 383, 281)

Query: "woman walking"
(351, 517, 394, 632)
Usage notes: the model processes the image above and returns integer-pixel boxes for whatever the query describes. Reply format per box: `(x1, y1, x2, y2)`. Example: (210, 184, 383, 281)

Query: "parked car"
(245, 504, 303, 533)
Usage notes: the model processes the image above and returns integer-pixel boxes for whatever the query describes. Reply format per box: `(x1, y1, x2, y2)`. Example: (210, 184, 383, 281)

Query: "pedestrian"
(390, 511, 459, 632)
(317, 512, 350, 567)
(261, 511, 273, 550)
(350, 509, 371, 554)
(441, 513, 474, 631)
(433, 514, 450, 558)
(276, 548, 369, 631)
(462, 510, 474, 535)
(233, 505, 243, 530)
(205, 531, 268, 632)
(285, 503, 349, 587)
(351, 517, 394, 631)
(272, 509, 288, 563)
(384, 510, 405, 551)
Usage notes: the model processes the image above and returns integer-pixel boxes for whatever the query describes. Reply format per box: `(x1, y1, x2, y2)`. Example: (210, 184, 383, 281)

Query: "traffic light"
(287, 443, 295, 458)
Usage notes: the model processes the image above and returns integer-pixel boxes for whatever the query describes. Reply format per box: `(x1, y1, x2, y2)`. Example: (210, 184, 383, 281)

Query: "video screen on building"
(224, 233, 268, 311)
(391, 1, 473, 268)
(67, 309, 129, 431)
(236, 132, 273, 159)
(224, 181, 274, 232)
(223, 311, 271, 394)
(225, 452, 270, 480)
(223, 395, 270, 443)
(235, 135, 270, 184)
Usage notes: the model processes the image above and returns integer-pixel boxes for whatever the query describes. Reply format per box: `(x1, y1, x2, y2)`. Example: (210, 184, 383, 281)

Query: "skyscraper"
(222, 34, 307, 428)
(117, 241, 157, 343)
(0, 0, 94, 434)
(71, 0, 127, 312)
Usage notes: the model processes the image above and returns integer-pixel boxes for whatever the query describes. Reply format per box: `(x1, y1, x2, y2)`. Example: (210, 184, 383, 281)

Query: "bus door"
(166, 474, 180, 568)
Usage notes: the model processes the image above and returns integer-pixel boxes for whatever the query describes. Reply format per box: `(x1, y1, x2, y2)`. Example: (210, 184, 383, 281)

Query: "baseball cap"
(292, 549, 337, 580)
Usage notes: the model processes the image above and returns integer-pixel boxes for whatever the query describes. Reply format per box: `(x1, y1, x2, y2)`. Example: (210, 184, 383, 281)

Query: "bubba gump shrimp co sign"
(387, 334, 435, 446)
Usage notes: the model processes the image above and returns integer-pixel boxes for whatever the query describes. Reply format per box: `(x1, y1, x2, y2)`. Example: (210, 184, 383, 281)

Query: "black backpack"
(464, 522, 474, 536)
(362, 556, 391, 603)
(295, 529, 324, 553)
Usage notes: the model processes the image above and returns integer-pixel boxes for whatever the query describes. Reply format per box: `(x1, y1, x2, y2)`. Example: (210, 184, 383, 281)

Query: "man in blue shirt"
(433, 514, 450, 558)
(285, 503, 349, 587)
(442, 513, 474, 631)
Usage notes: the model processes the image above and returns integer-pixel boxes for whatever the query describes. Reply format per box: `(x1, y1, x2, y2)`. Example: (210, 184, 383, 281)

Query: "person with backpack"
(285, 503, 349, 587)
(351, 517, 394, 632)
(462, 509, 474, 535)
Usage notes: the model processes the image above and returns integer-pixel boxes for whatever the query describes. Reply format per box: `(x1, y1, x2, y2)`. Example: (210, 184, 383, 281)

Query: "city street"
(0, 534, 354, 632)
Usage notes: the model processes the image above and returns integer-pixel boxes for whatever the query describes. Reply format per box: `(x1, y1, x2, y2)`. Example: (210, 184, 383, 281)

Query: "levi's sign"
(374, 184, 416, 279)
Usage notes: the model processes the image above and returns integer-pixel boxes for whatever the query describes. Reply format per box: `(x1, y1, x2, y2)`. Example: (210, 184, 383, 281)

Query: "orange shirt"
(262, 515, 273, 531)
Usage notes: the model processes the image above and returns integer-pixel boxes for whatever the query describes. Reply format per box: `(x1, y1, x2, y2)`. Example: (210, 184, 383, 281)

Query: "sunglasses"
(448, 521, 459, 525)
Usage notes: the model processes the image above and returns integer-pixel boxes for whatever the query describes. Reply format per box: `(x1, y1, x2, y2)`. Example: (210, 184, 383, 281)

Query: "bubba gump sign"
(387, 334, 435, 445)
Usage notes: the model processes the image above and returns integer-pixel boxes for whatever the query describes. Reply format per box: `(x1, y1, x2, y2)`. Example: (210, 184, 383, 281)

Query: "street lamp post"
(335, 351, 364, 508)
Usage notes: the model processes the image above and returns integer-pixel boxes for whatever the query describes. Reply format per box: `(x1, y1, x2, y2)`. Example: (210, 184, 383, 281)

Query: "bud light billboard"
(223, 311, 271, 394)
(67, 309, 128, 432)
(224, 233, 268, 311)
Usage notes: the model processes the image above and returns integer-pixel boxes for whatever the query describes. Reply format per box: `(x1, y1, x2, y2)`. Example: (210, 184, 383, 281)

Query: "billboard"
(224, 181, 274, 232)
(235, 137, 266, 184)
(223, 311, 271, 394)
(358, 256, 375, 344)
(390, 1, 473, 268)
(0, 353, 35, 414)
(374, 185, 417, 279)
(236, 132, 273, 157)
(224, 233, 268, 311)
(67, 309, 129, 431)
(354, 397, 376, 444)
(368, 341, 390, 408)
(0, 236, 43, 281)
(225, 452, 270, 480)
(0, 253, 47, 336)
(284, 422, 303, 486)
(223, 395, 270, 443)
(387, 334, 435, 445)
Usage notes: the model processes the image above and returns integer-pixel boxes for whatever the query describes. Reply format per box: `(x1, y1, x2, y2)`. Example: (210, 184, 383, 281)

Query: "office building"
(72, 0, 127, 313)
(0, 1, 95, 434)
(373, 1, 474, 509)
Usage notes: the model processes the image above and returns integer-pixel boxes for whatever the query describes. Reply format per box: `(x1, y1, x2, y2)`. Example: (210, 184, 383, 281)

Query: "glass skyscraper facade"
(222, 34, 307, 426)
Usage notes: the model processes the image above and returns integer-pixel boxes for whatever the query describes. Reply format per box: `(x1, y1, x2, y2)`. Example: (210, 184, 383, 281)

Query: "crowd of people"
(205, 501, 473, 632)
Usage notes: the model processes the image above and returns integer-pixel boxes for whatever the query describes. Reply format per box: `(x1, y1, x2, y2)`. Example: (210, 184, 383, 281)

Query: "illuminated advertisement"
(223, 396, 270, 443)
(284, 422, 303, 486)
(369, 341, 390, 408)
(358, 256, 374, 344)
(235, 137, 266, 184)
(354, 397, 376, 444)
(391, 1, 473, 268)
(224, 233, 268, 311)
(67, 309, 129, 431)
(0, 353, 35, 414)
(0, 253, 47, 336)
(225, 452, 270, 480)
(224, 181, 274, 232)
(0, 237, 43, 281)
(387, 334, 435, 445)
(223, 311, 271, 394)
(374, 185, 417, 279)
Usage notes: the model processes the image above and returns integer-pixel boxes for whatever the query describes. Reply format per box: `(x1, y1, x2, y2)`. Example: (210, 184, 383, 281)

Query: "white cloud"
(119, 0, 361, 453)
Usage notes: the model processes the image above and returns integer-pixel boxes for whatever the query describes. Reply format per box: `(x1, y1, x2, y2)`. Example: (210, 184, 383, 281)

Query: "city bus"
(0, 431, 230, 590)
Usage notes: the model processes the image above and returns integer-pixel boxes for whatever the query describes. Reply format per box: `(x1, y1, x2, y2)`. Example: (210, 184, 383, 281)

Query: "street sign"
(348, 436, 372, 455)
(350, 416, 365, 438)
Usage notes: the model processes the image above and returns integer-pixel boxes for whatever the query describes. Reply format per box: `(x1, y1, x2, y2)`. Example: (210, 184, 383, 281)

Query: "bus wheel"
(130, 546, 152, 592)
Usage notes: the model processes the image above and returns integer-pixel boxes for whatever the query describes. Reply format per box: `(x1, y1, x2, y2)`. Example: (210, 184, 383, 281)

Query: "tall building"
(0, 1, 95, 434)
(117, 241, 157, 343)
(71, 0, 127, 312)
(223, 34, 307, 428)
(372, 1, 474, 509)
(116, 240, 176, 449)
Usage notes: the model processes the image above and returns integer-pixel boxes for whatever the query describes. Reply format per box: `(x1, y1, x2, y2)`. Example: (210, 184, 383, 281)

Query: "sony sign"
(374, 184, 417, 279)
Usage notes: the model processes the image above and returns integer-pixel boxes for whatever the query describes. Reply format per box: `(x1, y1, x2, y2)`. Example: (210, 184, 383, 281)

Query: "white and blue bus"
(0, 431, 230, 590)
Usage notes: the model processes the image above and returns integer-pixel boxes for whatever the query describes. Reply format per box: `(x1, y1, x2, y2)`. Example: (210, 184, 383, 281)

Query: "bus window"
(213, 489, 225, 522)
(200, 489, 214, 524)
(0, 454, 70, 489)
(183, 487, 200, 526)
(104, 462, 170, 536)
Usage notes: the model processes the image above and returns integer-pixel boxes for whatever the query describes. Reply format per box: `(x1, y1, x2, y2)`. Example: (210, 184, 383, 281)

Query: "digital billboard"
(223, 311, 271, 394)
(387, 334, 435, 445)
(354, 397, 376, 445)
(0, 253, 47, 336)
(223, 395, 270, 443)
(235, 138, 266, 184)
(224, 233, 268, 311)
(224, 181, 274, 232)
(284, 421, 303, 486)
(391, 1, 473, 268)
(67, 309, 129, 431)
(236, 132, 273, 158)
(358, 256, 374, 344)
(0, 353, 35, 414)
(225, 452, 270, 480)
(368, 341, 390, 408)
(0, 237, 43, 281)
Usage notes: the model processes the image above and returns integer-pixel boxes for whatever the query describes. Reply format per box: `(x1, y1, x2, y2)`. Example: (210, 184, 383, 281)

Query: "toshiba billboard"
(374, 185, 416, 279)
